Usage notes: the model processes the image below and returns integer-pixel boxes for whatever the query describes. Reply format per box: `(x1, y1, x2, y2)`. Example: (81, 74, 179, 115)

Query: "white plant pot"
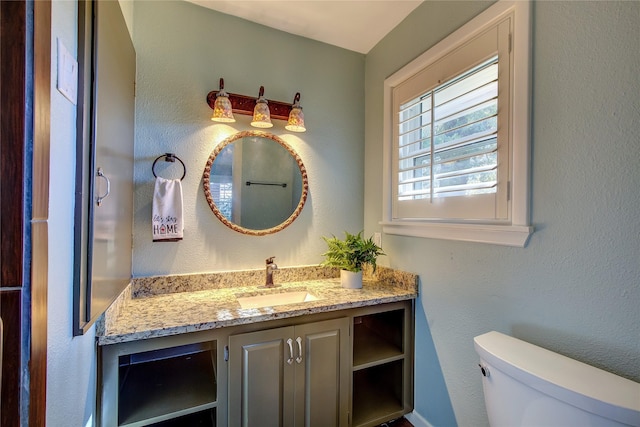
(340, 270, 363, 289)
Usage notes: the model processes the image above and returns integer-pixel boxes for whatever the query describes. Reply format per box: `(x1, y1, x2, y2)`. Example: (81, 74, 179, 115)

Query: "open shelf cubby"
(118, 342, 217, 427)
(353, 309, 404, 368)
(148, 408, 216, 427)
(352, 359, 404, 427)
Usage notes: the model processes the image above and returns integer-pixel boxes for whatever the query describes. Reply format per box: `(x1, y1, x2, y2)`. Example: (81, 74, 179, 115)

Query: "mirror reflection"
(203, 131, 308, 235)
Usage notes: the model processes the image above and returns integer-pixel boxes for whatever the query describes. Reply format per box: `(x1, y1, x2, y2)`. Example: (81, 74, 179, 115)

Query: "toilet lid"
(474, 331, 640, 426)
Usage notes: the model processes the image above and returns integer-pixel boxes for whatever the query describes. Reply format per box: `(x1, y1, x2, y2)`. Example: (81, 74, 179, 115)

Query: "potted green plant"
(321, 231, 385, 289)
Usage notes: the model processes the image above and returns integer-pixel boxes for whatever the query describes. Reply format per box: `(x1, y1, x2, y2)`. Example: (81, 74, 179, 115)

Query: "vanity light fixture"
(285, 92, 306, 133)
(211, 78, 235, 123)
(206, 78, 306, 131)
(250, 86, 273, 128)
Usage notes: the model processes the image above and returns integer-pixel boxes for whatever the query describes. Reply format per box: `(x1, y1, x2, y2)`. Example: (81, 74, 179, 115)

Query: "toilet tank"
(474, 331, 640, 427)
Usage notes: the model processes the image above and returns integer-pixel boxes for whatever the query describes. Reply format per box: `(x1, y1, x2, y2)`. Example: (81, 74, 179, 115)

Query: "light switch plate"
(57, 38, 78, 105)
(374, 232, 382, 248)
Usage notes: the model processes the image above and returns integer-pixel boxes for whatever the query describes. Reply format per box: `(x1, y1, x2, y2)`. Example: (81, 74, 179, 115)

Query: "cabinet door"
(294, 318, 350, 427)
(228, 326, 295, 427)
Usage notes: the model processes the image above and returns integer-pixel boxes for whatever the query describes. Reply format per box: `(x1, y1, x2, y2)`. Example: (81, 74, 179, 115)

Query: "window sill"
(380, 221, 533, 247)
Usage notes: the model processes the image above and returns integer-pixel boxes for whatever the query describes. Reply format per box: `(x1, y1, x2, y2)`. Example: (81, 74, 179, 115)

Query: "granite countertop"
(97, 266, 418, 346)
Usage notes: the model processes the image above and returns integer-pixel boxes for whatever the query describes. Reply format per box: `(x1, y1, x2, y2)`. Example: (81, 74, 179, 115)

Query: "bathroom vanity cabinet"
(98, 300, 413, 427)
(228, 318, 349, 426)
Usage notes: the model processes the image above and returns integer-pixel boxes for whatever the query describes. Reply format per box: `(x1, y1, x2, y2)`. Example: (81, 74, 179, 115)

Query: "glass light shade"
(211, 90, 235, 122)
(251, 97, 273, 128)
(285, 104, 306, 132)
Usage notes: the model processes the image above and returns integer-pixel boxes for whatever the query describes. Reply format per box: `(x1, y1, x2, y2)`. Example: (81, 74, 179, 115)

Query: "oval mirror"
(203, 131, 308, 235)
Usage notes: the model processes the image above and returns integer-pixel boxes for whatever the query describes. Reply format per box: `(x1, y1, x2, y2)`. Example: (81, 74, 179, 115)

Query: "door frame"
(30, 0, 52, 424)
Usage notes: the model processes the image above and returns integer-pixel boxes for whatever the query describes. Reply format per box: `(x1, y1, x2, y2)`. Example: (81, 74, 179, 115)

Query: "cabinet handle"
(286, 338, 294, 365)
(96, 168, 111, 206)
(295, 336, 303, 364)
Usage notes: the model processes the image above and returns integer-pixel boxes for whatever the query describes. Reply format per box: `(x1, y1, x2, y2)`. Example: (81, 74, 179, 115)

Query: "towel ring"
(152, 153, 186, 181)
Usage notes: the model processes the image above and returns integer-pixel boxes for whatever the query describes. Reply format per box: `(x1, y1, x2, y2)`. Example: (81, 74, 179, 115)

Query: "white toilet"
(474, 331, 640, 427)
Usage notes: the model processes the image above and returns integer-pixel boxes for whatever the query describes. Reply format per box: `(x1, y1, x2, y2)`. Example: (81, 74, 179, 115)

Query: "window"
(397, 57, 501, 216)
(211, 182, 233, 219)
(382, 1, 533, 246)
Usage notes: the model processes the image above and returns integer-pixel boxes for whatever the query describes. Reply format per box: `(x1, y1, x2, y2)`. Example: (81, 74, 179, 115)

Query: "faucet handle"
(266, 256, 275, 265)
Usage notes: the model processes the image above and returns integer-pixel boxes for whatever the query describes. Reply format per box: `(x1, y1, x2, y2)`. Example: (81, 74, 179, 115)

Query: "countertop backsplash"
(130, 265, 416, 298)
(131, 265, 342, 298)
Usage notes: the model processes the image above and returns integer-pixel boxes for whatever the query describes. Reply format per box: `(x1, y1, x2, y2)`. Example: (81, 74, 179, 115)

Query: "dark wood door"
(0, 0, 50, 425)
(0, 1, 27, 424)
(0, 0, 26, 290)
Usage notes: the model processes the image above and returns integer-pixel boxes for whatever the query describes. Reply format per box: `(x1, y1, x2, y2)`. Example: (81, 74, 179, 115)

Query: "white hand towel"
(152, 177, 184, 241)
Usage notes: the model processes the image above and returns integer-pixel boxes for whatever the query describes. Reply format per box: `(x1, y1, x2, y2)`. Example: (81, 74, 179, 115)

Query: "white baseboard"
(405, 411, 434, 427)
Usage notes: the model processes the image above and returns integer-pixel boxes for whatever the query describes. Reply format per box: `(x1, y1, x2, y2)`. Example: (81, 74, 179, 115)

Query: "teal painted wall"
(131, 1, 365, 276)
(365, 2, 640, 426)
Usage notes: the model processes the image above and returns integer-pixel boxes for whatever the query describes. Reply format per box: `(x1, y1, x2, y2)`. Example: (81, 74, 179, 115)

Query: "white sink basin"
(237, 290, 321, 309)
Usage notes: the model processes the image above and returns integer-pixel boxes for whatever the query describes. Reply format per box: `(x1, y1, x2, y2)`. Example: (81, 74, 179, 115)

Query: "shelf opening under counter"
(117, 342, 217, 427)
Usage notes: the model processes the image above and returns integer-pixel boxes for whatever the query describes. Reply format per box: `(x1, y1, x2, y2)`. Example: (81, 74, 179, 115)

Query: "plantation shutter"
(392, 19, 511, 221)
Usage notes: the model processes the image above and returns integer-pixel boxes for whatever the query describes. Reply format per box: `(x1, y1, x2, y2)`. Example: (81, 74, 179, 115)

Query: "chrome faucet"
(265, 256, 279, 287)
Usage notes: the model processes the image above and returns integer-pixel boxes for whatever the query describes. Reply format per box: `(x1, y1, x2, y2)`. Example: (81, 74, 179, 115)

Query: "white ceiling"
(186, 1, 423, 54)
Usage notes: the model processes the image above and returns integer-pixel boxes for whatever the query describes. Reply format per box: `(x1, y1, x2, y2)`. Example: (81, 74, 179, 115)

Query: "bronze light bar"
(206, 88, 294, 121)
